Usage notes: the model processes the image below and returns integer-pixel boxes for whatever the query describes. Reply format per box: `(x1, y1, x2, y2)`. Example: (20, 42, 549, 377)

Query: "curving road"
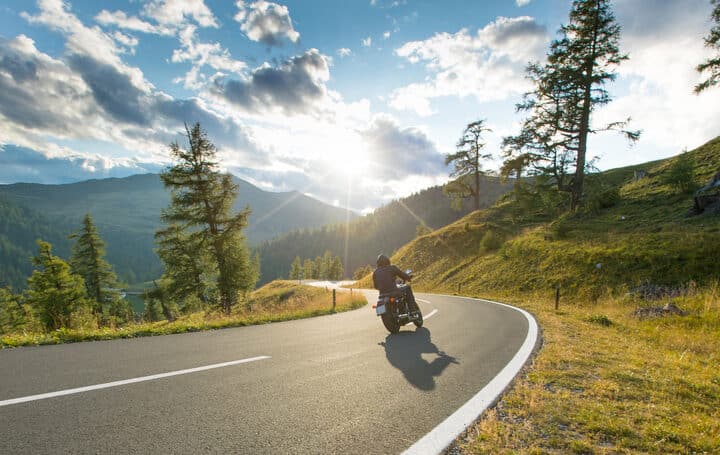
(0, 291, 538, 454)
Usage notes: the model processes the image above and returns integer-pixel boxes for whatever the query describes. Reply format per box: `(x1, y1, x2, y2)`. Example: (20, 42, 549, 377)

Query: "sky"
(0, 0, 719, 213)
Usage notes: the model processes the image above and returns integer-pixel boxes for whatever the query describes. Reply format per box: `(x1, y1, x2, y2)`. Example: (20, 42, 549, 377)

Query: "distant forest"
(0, 195, 73, 289)
(257, 176, 511, 283)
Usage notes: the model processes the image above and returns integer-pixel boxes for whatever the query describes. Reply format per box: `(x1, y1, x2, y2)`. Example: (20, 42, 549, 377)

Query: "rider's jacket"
(372, 265, 411, 295)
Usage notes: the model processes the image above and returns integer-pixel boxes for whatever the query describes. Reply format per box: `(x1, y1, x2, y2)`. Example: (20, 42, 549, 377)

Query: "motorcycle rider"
(372, 254, 420, 316)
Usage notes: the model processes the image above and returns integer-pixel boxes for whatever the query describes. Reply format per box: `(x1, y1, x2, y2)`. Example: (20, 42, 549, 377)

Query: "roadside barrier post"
(332, 289, 336, 311)
(555, 286, 561, 310)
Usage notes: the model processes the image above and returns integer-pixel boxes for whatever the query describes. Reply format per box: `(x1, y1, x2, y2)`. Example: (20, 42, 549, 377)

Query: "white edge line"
(402, 295, 539, 455)
(402, 308, 438, 326)
(0, 356, 271, 407)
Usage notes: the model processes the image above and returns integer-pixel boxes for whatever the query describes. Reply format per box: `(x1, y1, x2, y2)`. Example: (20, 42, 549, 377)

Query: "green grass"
(0, 281, 366, 348)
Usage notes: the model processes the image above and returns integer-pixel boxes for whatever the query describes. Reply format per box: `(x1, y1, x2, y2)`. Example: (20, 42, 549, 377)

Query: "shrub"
(480, 229, 504, 253)
(588, 314, 612, 326)
(584, 186, 621, 214)
(661, 152, 697, 193)
(549, 217, 571, 239)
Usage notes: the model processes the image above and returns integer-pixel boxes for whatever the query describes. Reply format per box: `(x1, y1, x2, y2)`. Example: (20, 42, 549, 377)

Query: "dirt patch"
(633, 302, 687, 319)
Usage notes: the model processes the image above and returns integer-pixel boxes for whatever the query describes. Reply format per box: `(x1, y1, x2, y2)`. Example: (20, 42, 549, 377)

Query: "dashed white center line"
(0, 356, 271, 407)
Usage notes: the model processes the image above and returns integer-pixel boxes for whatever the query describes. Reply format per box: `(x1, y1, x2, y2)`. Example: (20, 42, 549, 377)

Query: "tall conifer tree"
(503, 0, 638, 210)
(157, 123, 254, 313)
(303, 259, 315, 280)
(289, 256, 303, 281)
(445, 120, 492, 211)
(549, 0, 638, 209)
(26, 240, 89, 331)
(70, 214, 121, 314)
(155, 223, 213, 306)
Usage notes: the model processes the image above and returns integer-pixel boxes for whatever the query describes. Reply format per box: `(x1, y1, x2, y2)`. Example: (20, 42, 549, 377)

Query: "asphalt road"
(0, 291, 536, 454)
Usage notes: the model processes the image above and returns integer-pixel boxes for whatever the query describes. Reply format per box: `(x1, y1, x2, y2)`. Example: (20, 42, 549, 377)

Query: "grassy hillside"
(258, 176, 512, 283)
(0, 174, 356, 286)
(373, 137, 720, 298)
(358, 137, 720, 453)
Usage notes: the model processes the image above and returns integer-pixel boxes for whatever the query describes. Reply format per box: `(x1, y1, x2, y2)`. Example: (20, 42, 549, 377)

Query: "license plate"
(376, 304, 386, 315)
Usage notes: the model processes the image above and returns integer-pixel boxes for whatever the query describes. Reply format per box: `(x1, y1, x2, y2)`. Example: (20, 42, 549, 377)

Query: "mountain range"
(0, 174, 355, 288)
(256, 175, 513, 283)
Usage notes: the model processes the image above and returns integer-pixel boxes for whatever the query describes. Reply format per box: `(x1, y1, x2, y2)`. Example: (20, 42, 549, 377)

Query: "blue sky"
(1, 0, 719, 212)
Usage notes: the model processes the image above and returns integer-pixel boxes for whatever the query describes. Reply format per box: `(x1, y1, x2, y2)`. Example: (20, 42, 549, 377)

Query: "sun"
(327, 141, 372, 178)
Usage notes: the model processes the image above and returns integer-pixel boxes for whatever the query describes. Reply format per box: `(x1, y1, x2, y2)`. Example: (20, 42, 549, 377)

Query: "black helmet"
(376, 254, 390, 267)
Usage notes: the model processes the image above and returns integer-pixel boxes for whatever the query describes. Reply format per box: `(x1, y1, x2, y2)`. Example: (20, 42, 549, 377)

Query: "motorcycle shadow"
(378, 327, 459, 391)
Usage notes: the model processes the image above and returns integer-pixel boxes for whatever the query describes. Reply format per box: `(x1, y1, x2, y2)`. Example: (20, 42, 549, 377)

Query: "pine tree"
(502, 0, 638, 211)
(70, 214, 122, 316)
(544, 0, 639, 210)
(142, 298, 163, 322)
(315, 255, 325, 280)
(502, 61, 580, 199)
(158, 123, 253, 313)
(155, 223, 214, 307)
(696, 0, 720, 93)
(445, 120, 492, 211)
(319, 250, 333, 280)
(303, 258, 315, 280)
(289, 256, 303, 281)
(0, 287, 31, 334)
(26, 240, 90, 331)
(329, 256, 344, 280)
(244, 251, 261, 297)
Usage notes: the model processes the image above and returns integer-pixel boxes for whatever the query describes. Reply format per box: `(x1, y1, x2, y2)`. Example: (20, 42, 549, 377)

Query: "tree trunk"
(474, 168, 480, 211)
(573, 84, 592, 211)
(572, 0, 602, 211)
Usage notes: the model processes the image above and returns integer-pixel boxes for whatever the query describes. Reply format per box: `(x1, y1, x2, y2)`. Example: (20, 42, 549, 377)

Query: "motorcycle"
(374, 270, 423, 333)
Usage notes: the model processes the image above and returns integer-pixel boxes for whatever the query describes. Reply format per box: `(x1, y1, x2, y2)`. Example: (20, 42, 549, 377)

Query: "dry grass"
(453, 285, 720, 454)
(0, 281, 366, 348)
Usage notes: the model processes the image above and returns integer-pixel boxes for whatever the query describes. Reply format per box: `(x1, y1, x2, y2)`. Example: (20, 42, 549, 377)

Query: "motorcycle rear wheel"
(381, 312, 400, 333)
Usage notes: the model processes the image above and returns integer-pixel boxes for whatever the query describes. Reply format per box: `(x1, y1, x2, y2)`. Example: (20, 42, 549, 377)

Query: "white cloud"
(23, 0, 128, 68)
(516, 0, 532, 6)
(0, 144, 165, 184)
(112, 31, 139, 54)
(95, 0, 218, 40)
(3, 2, 266, 170)
(590, 0, 720, 167)
(359, 114, 445, 179)
(362, 36, 372, 47)
(390, 16, 548, 116)
(171, 25, 247, 90)
(95, 9, 173, 35)
(383, 31, 391, 39)
(7, 0, 449, 209)
(337, 48, 352, 57)
(143, 0, 218, 29)
(235, 0, 299, 46)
